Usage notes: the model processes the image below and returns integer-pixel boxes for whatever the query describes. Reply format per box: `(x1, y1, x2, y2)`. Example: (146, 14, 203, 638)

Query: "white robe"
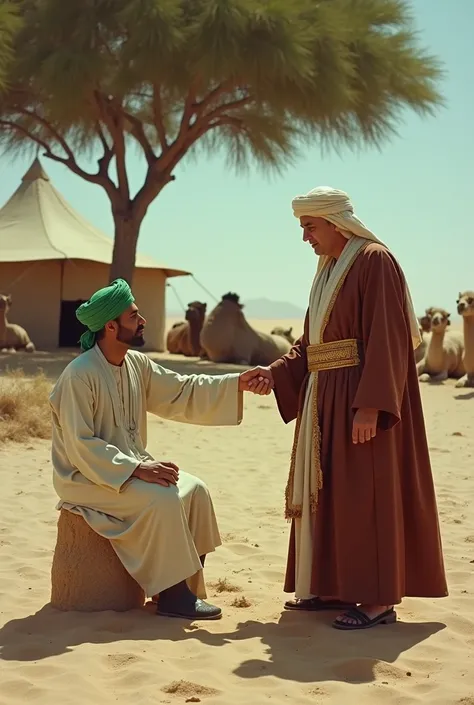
(49, 345, 243, 598)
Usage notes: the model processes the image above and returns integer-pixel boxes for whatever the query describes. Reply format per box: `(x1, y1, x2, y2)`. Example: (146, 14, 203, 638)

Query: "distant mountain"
(167, 297, 305, 320)
(240, 298, 305, 319)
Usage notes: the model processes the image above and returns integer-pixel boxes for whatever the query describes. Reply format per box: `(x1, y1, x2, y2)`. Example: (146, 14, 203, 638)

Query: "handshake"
(238, 366, 274, 396)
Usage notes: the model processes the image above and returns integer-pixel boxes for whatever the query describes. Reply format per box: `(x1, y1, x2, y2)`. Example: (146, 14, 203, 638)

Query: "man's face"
(115, 304, 146, 347)
(300, 216, 340, 256)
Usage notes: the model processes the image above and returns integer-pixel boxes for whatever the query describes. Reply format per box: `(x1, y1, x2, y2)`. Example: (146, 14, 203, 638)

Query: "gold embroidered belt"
(307, 339, 360, 373)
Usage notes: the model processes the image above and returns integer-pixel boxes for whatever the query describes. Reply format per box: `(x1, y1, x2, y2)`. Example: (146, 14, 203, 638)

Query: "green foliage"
(0, 0, 443, 170)
(0, 0, 444, 283)
(0, 2, 21, 91)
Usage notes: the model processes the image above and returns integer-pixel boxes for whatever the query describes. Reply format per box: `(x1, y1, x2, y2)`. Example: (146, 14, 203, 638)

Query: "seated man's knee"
(191, 476, 212, 504)
(129, 478, 181, 510)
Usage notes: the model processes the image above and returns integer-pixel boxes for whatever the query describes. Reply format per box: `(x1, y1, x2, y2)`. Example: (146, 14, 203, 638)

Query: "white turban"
(292, 186, 383, 244)
(292, 186, 421, 350)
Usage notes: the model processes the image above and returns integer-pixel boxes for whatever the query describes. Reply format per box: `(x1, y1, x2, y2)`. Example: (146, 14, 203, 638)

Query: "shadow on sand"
(454, 390, 474, 401)
(0, 603, 445, 685)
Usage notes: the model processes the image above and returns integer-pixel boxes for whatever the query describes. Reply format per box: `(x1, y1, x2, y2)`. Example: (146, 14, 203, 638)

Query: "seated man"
(49, 279, 270, 620)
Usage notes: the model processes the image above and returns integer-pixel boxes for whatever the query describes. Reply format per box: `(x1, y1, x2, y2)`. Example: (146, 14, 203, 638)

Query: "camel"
(271, 326, 295, 345)
(200, 293, 291, 365)
(0, 294, 35, 353)
(414, 307, 440, 364)
(455, 291, 474, 388)
(417, 307, 465, 382)
(418, 308, 435, 334)
(166, 301, 207, 357)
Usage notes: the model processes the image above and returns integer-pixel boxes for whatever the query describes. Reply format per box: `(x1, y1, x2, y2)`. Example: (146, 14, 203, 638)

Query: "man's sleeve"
(144, 359, 243, 426)
(270, 311, 309, 423)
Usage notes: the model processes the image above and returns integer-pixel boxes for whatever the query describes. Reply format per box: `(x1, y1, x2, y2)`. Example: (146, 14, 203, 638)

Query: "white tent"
(0, 159, 190, 351)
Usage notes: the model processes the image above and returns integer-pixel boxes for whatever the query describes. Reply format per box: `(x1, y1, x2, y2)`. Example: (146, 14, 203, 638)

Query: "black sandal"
(332, 607, 397, 630)
(284, 597, 355, 612)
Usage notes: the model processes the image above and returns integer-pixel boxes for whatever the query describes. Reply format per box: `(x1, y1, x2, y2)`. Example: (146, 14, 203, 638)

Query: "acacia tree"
(0, 0, 443, 284)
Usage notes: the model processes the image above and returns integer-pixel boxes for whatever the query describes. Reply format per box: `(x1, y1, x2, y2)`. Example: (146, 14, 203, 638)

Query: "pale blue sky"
(1, 0, 472, 317)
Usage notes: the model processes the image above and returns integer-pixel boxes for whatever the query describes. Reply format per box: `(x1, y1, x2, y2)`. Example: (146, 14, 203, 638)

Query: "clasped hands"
(238, 366, 274, 396)
(134, 373, 378, 488)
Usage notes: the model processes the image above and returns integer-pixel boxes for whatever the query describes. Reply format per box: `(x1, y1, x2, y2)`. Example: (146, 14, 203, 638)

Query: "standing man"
(50, 278, 269, 621)
(248, 187, 447, 630)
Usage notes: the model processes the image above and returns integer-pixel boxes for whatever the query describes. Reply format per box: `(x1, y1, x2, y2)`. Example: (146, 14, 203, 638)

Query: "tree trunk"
(109, 214, 142, 284)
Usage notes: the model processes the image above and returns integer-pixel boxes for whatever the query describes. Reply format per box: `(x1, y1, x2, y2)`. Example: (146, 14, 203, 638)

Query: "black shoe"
(157, 597, 222, 621)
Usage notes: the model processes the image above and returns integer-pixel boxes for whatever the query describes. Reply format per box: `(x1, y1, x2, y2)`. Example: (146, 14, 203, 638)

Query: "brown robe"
(271, 243, 448, 605)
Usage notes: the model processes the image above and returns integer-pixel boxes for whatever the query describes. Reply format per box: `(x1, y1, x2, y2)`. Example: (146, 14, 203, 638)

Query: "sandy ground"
(0, 318, 473, 705)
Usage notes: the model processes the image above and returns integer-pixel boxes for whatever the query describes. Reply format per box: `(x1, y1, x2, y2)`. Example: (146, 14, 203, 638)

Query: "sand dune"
(0, 322, 473, 704)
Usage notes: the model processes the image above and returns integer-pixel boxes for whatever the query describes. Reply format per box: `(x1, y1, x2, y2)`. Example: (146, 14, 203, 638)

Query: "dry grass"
(209, 577, 242, 594)
(230, 596, 252, 608)
(0, 370, 51, 444)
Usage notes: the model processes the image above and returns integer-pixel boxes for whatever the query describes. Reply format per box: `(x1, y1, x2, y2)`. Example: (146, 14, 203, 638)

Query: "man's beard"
(117, 325, 145, 348)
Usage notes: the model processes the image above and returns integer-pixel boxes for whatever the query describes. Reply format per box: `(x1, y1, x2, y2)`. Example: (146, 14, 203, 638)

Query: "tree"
(0, 0, 443, 284)
(0, 2, 21, 90)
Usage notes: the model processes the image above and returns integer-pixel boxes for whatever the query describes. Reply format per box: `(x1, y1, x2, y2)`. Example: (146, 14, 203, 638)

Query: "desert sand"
(0, 317, 473, 705)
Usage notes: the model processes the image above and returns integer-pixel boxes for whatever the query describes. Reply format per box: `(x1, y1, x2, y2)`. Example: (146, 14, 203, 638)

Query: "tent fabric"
(0, 159, 189, 277)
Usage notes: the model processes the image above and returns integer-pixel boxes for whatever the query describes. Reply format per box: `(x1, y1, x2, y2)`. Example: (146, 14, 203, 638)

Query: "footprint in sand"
(226, 542, 258, 556)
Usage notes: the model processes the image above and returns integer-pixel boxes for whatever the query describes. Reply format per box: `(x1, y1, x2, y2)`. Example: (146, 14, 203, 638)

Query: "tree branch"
(10, 106, 119, 200)
(153, 93, 252, 176)
(152, 83, 168, 152)
(177, 77, 200, 136)
(193, 79, 235, 116)
(18, 108, 78, 164)
(94, 120, 114, 175)
(91, 91, 131, 201)
(131, 89, 250, 223)
(132, 166, 174, 223)
(122, 109, 157, 166)
(113, 117, 130, 203)
(0, 118, 55, 156)
(201, 95, 252, 122)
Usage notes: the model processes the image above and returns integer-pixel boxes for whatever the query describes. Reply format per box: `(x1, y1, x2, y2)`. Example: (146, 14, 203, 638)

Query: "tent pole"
(59, 259, 65, 301)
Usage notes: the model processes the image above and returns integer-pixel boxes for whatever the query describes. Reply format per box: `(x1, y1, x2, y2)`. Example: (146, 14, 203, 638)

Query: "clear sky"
(1, 0, 472, 317)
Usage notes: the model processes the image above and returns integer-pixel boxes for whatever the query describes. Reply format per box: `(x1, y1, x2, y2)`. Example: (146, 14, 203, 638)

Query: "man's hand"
(239, 366, 274, 395)
(352, 408, 379, 444)
(133, 461, 179, 487)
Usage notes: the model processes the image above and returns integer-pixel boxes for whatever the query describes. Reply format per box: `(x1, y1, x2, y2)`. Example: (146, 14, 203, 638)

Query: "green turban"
(76, 278, 135, 352)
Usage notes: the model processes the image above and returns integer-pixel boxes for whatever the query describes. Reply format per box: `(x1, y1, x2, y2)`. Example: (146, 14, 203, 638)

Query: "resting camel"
(455, 291, 474, 388)
(200, 293, 291, 365)
(0, 294, 35, 353)
(417, 307, 465, 382)
(271, 326, 295, 345)
(418, 308, 435, 334)
(166, 301, 207, 357)
(414, 326, 430, 364)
